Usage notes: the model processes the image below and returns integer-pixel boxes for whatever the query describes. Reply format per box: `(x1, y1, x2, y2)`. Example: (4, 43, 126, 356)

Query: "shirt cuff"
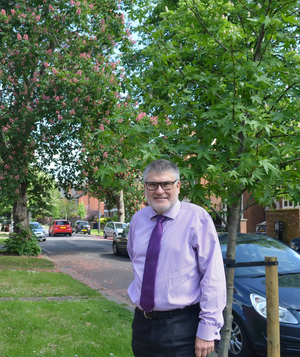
(196, 321, 221, 341)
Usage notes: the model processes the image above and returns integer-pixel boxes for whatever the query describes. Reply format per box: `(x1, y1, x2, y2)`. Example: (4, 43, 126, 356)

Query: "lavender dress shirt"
(127, 200, 226, 341)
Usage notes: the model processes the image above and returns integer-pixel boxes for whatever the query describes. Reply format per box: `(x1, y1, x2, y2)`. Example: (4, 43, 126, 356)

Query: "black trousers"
(132, 305, 200, 357)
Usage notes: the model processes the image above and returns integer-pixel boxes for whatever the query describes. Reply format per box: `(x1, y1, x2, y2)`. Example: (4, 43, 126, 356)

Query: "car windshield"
(219, 234, 300, 278)
(30, 223, 42, 229)
(115, 223, 124, 229)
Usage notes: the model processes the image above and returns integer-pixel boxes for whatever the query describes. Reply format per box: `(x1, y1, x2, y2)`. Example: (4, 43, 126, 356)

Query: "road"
(40, 234, 135, 310)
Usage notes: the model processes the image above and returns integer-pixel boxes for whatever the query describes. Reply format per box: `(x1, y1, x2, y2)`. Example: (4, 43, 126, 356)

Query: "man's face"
(144, 171, 181, 214)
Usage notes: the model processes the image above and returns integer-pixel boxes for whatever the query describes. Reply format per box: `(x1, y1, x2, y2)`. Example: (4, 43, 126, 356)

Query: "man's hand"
(194, 337, 215, 357)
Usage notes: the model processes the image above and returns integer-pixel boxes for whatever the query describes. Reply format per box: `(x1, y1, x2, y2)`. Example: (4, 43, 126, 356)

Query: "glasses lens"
(147, 183, 158, 191)
(161, 182, 173, 190)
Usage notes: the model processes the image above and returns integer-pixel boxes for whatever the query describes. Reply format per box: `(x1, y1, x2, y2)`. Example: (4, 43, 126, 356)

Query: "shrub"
(112, 214, 118, 222)
(4, 226, 42, 256)
(99, 217, 112, 226)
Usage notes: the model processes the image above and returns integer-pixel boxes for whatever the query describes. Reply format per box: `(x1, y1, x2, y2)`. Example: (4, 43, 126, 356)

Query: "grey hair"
(143, 159, 180, 181)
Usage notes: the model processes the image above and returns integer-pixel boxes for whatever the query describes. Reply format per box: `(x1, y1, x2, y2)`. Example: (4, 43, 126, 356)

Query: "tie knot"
(156, 215, 165, 223)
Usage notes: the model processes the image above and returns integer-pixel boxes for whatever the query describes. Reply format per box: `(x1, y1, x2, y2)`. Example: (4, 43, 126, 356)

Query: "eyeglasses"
(145, 180, 178, 191)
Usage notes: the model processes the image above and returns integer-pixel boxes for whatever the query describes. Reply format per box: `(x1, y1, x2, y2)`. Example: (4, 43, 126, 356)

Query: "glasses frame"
(145, 180, 178, 191)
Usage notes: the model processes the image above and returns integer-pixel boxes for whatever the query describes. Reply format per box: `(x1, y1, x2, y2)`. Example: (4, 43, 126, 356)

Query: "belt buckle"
(143, 310, 152, 320)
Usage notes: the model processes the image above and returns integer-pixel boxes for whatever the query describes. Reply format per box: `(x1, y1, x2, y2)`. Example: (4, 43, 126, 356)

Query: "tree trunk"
(115, 190, 125, 222)
(218, 199, 241, 357)
(13, 182, 29, 234)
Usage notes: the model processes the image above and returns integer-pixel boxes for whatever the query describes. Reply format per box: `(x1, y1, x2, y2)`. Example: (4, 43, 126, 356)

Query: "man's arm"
(195, 213, 227, 341)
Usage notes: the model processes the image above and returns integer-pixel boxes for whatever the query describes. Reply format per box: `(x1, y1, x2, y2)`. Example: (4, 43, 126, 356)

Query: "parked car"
(49, 220, 72, 237)
(255, 221, 266, 235)
(219, 233, 300, 357)
(73, 220, 91, 234)
(290, 237, 300, 253)
(1, 220, 11, 232)
(103, 221, 127, 239)
(112, 226, 129, 256)
(30, 222, 46, 242)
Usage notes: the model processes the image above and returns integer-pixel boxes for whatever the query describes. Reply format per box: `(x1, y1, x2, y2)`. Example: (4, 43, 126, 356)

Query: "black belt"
(135, 304, 199, 320)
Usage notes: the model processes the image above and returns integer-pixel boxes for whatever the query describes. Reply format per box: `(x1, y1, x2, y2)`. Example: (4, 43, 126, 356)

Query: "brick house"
(265, 201, 300, 245)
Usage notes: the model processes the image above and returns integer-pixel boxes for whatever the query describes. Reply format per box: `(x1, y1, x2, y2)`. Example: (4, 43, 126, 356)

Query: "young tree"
(77, 202, 86, 219)
(58, 199, 77, 221)
(107, 0, 300, 355)
(0, 0, 130, 235)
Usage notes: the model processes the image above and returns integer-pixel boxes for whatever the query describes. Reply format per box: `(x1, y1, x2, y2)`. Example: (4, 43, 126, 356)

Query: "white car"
(103, 221, 127, 239)
(30, 222, 46, 242)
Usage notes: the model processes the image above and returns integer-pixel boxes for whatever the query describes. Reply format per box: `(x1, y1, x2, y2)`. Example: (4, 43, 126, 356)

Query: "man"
(127, 159, 226, 357)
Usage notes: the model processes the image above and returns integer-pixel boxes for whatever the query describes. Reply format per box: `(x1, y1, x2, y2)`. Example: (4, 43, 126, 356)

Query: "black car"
(219, 233, 300, 357)
(73, 220, 91, 235)
(290, 237, 300, 253)
(112, 226, 129, 256)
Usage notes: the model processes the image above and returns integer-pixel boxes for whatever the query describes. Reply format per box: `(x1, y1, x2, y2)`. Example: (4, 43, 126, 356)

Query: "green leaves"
(122, 0, 300, 213)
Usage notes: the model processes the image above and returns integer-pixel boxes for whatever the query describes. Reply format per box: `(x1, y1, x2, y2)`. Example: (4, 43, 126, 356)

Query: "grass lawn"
(91, 229, 103, 236)
(0, 237, 7, 244)
(0, 255, 134, 357)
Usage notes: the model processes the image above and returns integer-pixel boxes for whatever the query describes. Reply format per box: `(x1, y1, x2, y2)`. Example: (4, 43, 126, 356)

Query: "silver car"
(103, 221, 127, 239)
(30, 222, 46, 242)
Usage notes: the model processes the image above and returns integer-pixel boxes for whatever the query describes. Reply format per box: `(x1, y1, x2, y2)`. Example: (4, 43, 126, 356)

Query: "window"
(282, 200, 300, 209)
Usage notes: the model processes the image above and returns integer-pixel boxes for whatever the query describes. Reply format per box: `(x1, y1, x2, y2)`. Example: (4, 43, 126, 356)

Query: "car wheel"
(88, 232, 91, 235)
(69, 233, 72, 237)
(113, 242, 121, 256)
(49, 231, 52, 237)
(229, 313, 255, 357)
(103, 232, 107, 239)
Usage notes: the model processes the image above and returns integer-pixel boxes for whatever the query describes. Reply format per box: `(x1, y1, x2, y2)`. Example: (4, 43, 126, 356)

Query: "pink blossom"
(23, 34, 29, 41)
(17, 34, 22, 41)
(69, 109, 75, 115)
(15, 188, 19, 194)
(77, 160, 81, 164)
(55, 96, 60, 101)
(103, 152, 108, 158)
(76, 70, 82, 76)
(49, 5, 54, 11)
(36, 15, 41, 21)
(99, 124, 104, 131)
(1, 9, 6, 15)
(15, 175, 19, 180)
(9, 155, 13, 160)
(76, 8, 81, 15)
(4, 164, 10, 170)
(11, 9, 16, 15)
(136, 112, 146, 121)
(58, 115, 63, 120)
(52, 67, 58, 74)
(44, 62, 50, 68)
(2, 127, 8, 132)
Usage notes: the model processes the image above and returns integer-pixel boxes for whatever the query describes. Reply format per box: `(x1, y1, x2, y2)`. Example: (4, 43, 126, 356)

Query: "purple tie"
(140, 215, 166, 313)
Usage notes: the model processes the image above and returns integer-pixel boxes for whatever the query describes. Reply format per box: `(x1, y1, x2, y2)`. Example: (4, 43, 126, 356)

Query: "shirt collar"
(149, 200, 181, 220)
